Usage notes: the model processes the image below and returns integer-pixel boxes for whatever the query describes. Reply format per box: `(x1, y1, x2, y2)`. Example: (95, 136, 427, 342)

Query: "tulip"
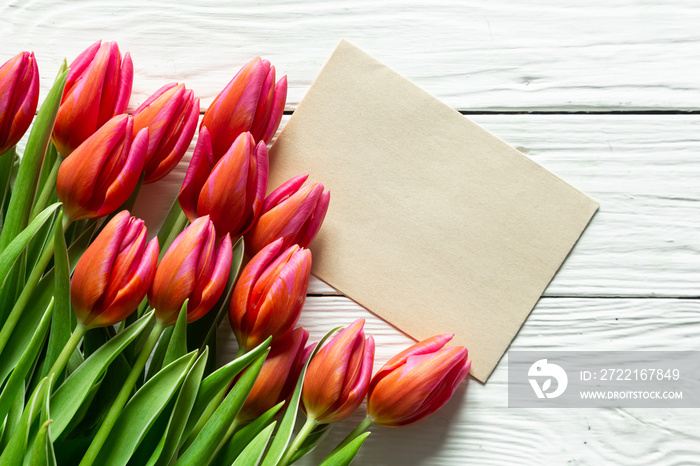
(238, 327, 310, 422)
(56, 114, 148, 220)
(201, 57, 287, 161)
(71, 211, 159, 328)
(246, 174, 330, 255)
(178, 130, 268, 238)
(149, 215, 233, 326)
(229, 238, 311, 351)
(53, 40, 133, 157)
(302, 319, 375, 424)
(132, 82, 199, 183)
(0, 51, 39, 154)
(367, 334, 470, 427)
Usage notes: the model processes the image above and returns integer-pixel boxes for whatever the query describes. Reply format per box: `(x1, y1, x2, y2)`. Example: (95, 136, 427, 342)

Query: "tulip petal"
(262, 174, 309, 212)
(262, 75, 287, 143)
(294, 188, 330, 248)
(250, 64, 275, 141)
(114, 51, 133, 115)
(179, 127, 214, 222)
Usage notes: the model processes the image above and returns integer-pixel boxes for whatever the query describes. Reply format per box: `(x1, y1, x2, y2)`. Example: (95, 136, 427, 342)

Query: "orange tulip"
(0, 51, 39, 154)
(53, 40, 133, 157)
(201, 57, 286, 161)
(149, 215, 233, 326)
(302, 319, 375, 424)
(238, 327, 311, 422)
(71, 211, 158, 328)
(229, 238, 311, 351)
(132, 82, 199, 183)
(178, 130, 268, 238)
(367, 334, 470, 427)
(246, 174, 329, 256)
(56, 114, 148, 220)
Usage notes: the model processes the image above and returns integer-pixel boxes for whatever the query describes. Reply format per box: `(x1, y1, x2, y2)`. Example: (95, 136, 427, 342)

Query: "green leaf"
(94, 351, 197, 466)
(0, 377, 50, 466)
(50, 312, 153, 438)
(148, 348, 209, 466)
(261, 327, 340, 466)
(163, 300, 188, 368)
(37, 211, 71, 381)
(156, 199, 184, 250)
(182, 337, 271, 444)
(0, 297, 53, 423)
(187, 237, 244, 359)
(231, 421, 277, 466)
(290, 424, 333, 464)
(174, 349, 269, 466)
(318, 432, 370, 466)
(0, 203, 61, 294)
(143, 326, 173, 382)
(0, 68, 68, 255)
(212, 402, 284, 466)
(0, 382, 24, 449)
(23, 420, 57, 466)
(0, 147, 17, 225)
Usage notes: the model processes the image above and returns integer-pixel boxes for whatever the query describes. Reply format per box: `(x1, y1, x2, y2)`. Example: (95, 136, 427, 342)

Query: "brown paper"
(268, 40, 598, 382)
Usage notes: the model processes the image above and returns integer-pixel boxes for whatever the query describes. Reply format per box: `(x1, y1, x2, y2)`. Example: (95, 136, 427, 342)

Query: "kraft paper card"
(268, 40, 599, 382)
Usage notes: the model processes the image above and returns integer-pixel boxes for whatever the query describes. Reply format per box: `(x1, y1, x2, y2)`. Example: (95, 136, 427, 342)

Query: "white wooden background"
(4, 1, 700, 464)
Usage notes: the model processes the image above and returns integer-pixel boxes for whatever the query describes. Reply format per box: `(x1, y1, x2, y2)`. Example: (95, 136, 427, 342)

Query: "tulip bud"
(201, 57, 287, 161)
(302, 319, 375, 424)
(71, 211, 158, 328)
(229, 238, 311, 351)
(53, 40, 133, 157)
(238, 327, 311, 422)
(367, 334, 470, 427)
(56, 114, 148, 220)
(149, 215, 233, 326)
(178, 130, 268, 238)
(132, 82, 199, 183)
(246, 174, 329, 255)
(0, 51, 39, 155)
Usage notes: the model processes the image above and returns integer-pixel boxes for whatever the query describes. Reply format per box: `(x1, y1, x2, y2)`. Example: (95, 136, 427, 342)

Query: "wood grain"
(216, 295, 700, 465)
(132, 114, 700, 298)
(3, 0, 700, 111)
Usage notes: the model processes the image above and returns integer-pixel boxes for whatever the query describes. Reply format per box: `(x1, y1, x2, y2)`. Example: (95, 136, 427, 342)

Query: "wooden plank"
(216, 295, 700, 465)
(3, 0, 700, 111)
(129, 114, 700, 297)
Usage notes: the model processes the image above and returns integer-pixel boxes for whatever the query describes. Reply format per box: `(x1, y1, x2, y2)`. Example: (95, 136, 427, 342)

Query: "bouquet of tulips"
(0, 41, 471, 466)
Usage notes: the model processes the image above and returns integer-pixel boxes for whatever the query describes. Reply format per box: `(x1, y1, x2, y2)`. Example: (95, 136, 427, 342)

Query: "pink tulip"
(132, 82, 199, 183)
(56, 114, 148, 220)
(178, 130, 268, 238)
(71, 211, 158, 328)
(149, 216, 233, 326)
(53, 40, 133, 157)
(302, 319, 375, 424)
(229, 238, 311, 351)
(0, 51, 39, 154)
(367, 334, 470, 427)
(246, 174, 329, 255)
(201, 57, 286, 161)
(238, 327, 311, 422)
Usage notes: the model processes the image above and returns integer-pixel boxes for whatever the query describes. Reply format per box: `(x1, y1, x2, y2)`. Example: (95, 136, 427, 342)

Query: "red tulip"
(56, 114, 148, 220)
(71, 211, 158, 328)
(367, 334, 470, 427)
(238, 327, 311, 422)
(178, 130, 268, 238)
(302, 319, 374, 424)
(149, 215, 233, 326)
(229, 238, 311, 351)
(246, 174, 329, 255)
(201, 57, 286, 161)
(53, 40, 133, 156)
(0, 51, 39, 154)
(132, 82, 199, 183)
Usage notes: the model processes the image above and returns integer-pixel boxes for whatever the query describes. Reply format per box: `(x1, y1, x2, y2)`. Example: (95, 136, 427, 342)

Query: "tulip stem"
(79, 319, 166, 466)
(0, 213, 71, 357)
(29, 155, 61, 222)
(48, 323, 87, 382)
(278, 417, 319, 466)
(329, 415, 373, 456)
